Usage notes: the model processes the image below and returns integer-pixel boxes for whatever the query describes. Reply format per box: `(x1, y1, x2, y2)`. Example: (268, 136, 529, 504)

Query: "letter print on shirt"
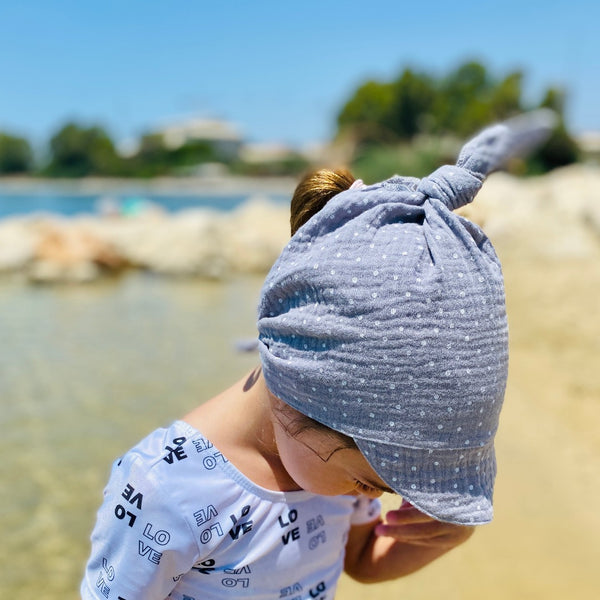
(193, 435, 228, 470)
(278, 508, 301, 546)
(221, 564, 252, 590)
(114, 482, 144, 528)
(306, 514, 327, 551)
(228, 504, 254, 540)
(82, 422, 382, 600)
(163, 436, 188, 464)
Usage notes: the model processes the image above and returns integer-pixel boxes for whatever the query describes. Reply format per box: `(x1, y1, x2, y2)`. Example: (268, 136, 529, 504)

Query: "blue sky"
(0, 1, 598, 150)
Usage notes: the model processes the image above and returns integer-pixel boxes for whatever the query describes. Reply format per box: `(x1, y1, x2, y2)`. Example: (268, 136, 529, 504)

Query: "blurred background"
(0, 1, 598, 598)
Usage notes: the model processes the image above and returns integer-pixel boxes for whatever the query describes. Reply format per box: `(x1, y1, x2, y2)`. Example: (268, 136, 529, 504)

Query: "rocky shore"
(0, 195, 291, 283)
(1, 165, 599, 283)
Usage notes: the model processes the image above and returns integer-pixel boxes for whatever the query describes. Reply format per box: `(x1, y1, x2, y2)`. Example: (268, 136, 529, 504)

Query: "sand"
(337, 255, 600, 599)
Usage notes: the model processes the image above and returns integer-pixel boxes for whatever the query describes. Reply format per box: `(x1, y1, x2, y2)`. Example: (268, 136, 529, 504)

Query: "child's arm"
(343, 500, 474, 583)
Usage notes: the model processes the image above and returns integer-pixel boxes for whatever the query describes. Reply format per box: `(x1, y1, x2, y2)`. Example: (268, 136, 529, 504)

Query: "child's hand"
(374, 500, 474, 549)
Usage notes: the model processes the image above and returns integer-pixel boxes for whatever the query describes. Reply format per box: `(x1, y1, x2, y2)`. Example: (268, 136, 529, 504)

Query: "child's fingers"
(374, 520, 474, 546)
(374, 521, 441, 540)
(384, 506, 433, 525)
(378, 502, 475, 546)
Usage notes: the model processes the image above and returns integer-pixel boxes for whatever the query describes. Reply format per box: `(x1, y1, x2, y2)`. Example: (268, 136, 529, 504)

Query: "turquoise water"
(0, 189, 288, 218)
(0, 272, 264, 599)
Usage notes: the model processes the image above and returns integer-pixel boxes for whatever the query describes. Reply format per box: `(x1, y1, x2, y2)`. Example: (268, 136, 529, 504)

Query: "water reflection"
(0, 273, 263, 599)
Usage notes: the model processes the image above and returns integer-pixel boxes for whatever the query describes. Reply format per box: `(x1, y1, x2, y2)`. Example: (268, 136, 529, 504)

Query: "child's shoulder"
(102, 421, 249, 550)
(119, 420, 226, 479)
(111, 421, 233, 513)
(83, 422, 246, 598)
(126, 420, 209, 471)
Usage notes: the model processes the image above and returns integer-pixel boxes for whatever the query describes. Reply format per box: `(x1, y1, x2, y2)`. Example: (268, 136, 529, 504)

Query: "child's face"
(272, 407, 396, 498)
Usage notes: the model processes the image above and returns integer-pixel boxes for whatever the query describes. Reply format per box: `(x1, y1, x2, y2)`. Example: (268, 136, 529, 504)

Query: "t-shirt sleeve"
(350, 495, 382, 526)
(81, 453, 201, 600)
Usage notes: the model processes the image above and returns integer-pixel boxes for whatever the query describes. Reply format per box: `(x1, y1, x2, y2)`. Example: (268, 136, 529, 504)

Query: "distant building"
(159, 118, 243, 160)
(239, 142, 298, 164)
(576, 131, 600, 163)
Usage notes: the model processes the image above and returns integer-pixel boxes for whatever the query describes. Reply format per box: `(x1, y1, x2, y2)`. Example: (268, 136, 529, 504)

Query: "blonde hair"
(290, 168, 356, 235)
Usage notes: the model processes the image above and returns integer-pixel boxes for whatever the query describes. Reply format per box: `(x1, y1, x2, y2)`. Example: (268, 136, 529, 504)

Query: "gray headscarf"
(257, 111, 556, 524)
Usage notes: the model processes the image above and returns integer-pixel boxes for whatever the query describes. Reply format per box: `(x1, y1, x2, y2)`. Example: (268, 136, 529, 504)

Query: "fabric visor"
(354, 436, 496, 525)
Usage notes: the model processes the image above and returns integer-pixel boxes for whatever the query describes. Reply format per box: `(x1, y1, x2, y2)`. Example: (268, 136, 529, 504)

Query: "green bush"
(338, 60, 579, 174)
(0, 132, 33, 174)
(44, 123, 120, 177)
(351, 135, 461, 182)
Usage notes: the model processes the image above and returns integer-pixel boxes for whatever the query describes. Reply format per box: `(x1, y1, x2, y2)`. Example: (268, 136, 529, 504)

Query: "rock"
(0, 219, 36, 271)
(27, 219, 126, 283)
(1, 167, 599, 284)
(96, 210, 229, 277)
(459, 165, 600, 260)
(221, 196, 289, 273)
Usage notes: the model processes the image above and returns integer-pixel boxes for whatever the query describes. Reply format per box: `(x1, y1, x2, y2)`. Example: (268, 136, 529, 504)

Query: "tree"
(169, 140, 217, 169)
(45, 123, 119, 177)
(386, 69, 436, 140)
(126, 133, 220, 177)
(336, 60, 578, 174)
(489, 71, 524, 120)
(526, 88, 580, 173)
(0, 132, 33, 174)
(432, 61, 495, 136)
(128, 132, 171, 176)
(337, 80, 396, 145)
(337, 70, 437, 146)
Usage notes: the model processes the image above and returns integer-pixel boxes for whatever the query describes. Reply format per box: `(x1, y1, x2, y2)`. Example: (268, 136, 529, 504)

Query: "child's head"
(269, 392, 393, 498)
(257, 111, 556, 525)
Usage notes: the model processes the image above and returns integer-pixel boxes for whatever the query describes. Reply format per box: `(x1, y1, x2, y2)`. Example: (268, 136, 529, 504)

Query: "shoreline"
(1, 164, 599, 283)
(0, 173, 297, 196)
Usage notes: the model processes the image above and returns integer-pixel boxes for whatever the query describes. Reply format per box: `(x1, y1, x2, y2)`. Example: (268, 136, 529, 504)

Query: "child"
(81, 111, 554, 600)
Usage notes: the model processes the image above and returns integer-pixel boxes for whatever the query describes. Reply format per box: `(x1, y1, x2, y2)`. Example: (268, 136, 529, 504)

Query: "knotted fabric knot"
(416, 164, 483, 211)
(416, 109, 557, 212)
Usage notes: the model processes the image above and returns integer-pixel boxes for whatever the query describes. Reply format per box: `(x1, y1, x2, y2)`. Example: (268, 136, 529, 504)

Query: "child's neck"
(183, 368, 301, 492)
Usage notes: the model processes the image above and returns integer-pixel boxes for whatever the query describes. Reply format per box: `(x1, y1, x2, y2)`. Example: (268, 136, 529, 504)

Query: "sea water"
(0, 233, 266, 599)
(0, 188, 288, 218)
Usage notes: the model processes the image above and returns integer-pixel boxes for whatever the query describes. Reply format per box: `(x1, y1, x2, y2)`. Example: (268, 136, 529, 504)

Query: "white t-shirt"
(81, 420, 381, 600)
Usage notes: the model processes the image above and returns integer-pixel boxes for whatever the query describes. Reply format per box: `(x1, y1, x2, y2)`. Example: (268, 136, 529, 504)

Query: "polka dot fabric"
(257, 111, 556, 525)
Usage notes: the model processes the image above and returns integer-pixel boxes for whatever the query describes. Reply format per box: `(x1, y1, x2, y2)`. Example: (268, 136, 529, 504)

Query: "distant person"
(96, 196, 120, 218)
(81, 112, 554, 600)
